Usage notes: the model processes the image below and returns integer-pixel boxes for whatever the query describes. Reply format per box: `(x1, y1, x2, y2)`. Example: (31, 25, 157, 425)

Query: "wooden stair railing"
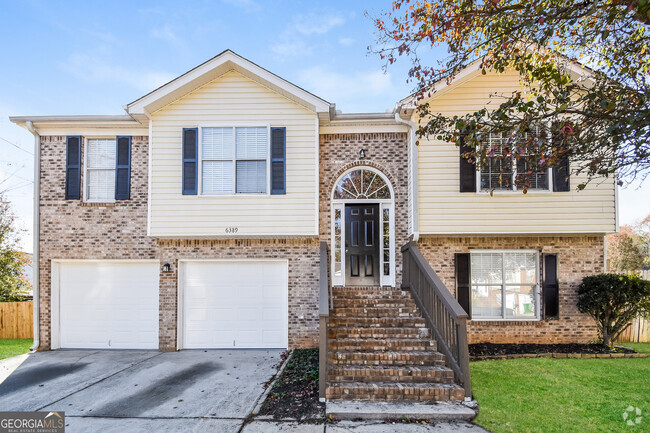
(401, 242, 472, 398)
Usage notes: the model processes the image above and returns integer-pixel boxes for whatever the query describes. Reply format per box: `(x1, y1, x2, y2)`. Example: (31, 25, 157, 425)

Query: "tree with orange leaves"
(371, 0, 650, 191)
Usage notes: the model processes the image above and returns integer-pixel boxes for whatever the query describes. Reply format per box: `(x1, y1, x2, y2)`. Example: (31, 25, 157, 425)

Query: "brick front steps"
(329, 365, 455, 383)
(326, 382, 465, 402)
(328, 350, 446, 366)
(326, 401, 477, 421)
(327, 286, 465, 403)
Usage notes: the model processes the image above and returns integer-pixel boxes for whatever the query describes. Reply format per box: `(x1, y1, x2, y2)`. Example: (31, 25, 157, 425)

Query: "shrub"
(577, 273, 650, 347)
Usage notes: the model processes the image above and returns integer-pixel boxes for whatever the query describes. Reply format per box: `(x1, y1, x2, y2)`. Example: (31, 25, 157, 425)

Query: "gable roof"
(126, 49, 332, 119)
(396, 56, 595, 110)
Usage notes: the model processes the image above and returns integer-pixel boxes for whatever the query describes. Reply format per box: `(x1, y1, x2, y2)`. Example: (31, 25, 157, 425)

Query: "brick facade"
(416, 235, 604, 344)
(318, 133, 409, 286)
(37, 136, 318, 351)
(38, 131, 605, 351)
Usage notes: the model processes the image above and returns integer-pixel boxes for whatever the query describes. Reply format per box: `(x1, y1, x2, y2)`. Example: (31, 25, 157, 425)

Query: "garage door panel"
(58, 262, 159, 349)
(182, 261, 288, 349)
(238, 285, 258, 299)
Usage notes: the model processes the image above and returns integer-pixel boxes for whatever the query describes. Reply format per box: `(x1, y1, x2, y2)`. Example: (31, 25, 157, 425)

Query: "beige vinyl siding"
(416, 69, 617, 235)
(149, 71, 318, 237)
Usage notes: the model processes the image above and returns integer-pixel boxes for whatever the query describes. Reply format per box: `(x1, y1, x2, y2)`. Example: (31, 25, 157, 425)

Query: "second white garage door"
(181, 261, 288, 349)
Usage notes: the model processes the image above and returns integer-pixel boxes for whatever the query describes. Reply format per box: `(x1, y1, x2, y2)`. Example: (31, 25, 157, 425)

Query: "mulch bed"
(470, 342, 636, 358)
(258, 348, 324, 421)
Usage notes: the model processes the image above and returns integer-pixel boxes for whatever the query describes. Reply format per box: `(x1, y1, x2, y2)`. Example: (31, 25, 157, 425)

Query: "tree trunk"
(602, 328, 611, 347)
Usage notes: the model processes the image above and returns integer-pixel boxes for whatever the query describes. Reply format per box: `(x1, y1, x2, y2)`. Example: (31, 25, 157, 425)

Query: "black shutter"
(552, 156, 570, 192)
(459, 138, 476, 192)
(455, 253, 471, 318)
(543, 254, 559, 319)
(115, 136, 131, 200)
(270, 127, 286, 195)
(182, 128, 198, 195)
(65, 136, 81, 200)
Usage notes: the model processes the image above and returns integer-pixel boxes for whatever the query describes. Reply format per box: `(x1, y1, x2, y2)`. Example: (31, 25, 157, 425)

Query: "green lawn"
(471, 356, 650, 432)
(0, 339, 33, 360)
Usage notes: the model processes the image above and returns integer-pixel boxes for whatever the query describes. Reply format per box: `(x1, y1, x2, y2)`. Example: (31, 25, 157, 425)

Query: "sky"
(1, 0, 648, 253)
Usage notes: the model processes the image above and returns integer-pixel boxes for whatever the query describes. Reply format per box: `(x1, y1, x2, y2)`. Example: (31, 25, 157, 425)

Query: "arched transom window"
(333, 169, 391, 200)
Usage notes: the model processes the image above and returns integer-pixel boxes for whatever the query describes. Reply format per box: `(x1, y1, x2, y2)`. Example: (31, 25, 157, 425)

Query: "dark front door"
(345, 204, 380, 286)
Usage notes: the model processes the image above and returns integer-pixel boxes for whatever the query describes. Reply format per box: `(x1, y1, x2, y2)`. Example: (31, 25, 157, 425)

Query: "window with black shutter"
(459, 139, 476, 193)
(65, 136, 82, 200)
(115, 136, 131, 200)
(270, 127, 286, 195)
(455, 253, 471, 318)
(543, 254, 560, 319)
(182, 128, 198, 195)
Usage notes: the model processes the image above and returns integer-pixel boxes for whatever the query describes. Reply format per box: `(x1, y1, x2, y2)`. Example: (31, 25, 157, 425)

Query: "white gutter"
(25, 120, 40, 351)
(394, 107, 420, 241)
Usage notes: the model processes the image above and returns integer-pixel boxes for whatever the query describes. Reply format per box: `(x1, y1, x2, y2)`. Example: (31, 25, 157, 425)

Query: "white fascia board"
(320, 124, 409, 134)
(320, 112, 408, 133)
(10, 115, 136, 123)
(10, 116, 148, 136)
(127, 50, 331, 115)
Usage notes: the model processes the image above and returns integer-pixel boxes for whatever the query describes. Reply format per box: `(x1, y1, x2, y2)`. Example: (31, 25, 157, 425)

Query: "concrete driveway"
(0, 349, 284, 432)
(0, 350, 489, 433)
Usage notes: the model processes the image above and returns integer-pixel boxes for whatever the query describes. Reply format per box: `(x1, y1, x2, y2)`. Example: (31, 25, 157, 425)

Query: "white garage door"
(182, 261, 288, 349)
(56, 261, 159, 349)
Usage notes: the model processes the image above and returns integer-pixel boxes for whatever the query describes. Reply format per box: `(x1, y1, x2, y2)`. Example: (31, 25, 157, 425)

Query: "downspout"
(25, 120, 40, 351)
(394, 106, 419, 241)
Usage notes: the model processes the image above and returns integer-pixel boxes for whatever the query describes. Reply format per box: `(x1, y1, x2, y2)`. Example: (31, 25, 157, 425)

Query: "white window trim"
(469, 249, 541, 321)
(475, 128, 554, 194)
(83, 136, 117, 204)
(197, 124, 271, 197)
(330, 167, 396, 287)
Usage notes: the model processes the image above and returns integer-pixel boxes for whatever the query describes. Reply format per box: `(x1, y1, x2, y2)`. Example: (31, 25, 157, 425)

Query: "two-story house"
(11, 50, 616, 402)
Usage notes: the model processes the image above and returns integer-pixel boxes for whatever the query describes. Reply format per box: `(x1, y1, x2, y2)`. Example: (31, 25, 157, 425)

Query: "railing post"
(318, 241, 330, 401)
(457, 316, 472, 398)
(319, 314, 328, 400)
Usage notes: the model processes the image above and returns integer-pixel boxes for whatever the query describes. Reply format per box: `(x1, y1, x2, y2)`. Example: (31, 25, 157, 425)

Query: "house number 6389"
(225, 227, 238, 233)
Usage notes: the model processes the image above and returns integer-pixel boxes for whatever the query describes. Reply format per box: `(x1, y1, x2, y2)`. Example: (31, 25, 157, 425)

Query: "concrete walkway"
(0, 350, 489, 432)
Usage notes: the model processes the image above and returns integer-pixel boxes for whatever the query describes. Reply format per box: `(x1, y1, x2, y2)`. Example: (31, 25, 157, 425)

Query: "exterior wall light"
(162, 263, 172, 272)
(359, 149, 366, 159)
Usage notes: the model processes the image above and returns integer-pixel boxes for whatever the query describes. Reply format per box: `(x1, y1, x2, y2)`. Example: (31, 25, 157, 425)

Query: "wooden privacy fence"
(617, 317, 650, 343)
(0, 301, 33, 339)
(616, 270, 650, 343)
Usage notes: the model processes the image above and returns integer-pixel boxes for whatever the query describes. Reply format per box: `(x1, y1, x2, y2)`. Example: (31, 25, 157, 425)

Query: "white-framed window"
(200, 126, 268, 195)
(85, 138, 116, 202)
(470, 250, 540, 320)
(478, 130, 551, 192)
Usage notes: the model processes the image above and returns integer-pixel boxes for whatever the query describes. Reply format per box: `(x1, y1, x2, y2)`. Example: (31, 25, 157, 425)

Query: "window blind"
(86, 138, 116, 201)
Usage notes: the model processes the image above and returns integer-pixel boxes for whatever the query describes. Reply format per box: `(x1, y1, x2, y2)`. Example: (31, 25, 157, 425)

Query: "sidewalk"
(241, 420, 490, 432)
